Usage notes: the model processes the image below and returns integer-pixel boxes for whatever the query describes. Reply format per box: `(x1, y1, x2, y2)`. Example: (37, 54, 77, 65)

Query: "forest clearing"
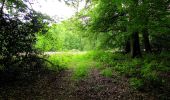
(0, 0, 170, 99)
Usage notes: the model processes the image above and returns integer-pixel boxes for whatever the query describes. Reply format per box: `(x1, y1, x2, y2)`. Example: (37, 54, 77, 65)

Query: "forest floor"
(0, 52, 168, 100)
(0, 67, 157, 100)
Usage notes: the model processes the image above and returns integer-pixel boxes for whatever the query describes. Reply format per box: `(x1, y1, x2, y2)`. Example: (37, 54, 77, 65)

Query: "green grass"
(71, 62, 91, 80)
(47, 51, 99, 80)
(100, 68, 113, 78)
(47, 53, 72, 71)
(46, 50, 170, 92)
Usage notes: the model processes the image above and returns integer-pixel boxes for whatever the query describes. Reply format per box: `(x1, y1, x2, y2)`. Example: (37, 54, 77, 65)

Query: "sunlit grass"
(100, 68, 113, 78)
(47, 50, 170, 91)
(47, 51, 99, 80)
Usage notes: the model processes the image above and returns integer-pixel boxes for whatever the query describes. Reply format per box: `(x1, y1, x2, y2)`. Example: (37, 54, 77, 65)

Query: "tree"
(0, 0, 49, 67)
(35, 17, 89, 51)
(81, 0, 170, 57)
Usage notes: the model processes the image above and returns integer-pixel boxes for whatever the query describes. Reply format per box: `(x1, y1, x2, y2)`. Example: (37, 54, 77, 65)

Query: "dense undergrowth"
(90, 51, 170, 93)
(98, 51, 169, 99)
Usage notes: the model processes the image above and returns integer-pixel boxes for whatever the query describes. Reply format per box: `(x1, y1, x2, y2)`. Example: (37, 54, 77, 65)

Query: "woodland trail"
(0, 67, 156, 100)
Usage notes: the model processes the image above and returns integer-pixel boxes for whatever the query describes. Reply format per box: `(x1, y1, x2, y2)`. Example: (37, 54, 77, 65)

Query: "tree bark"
(130, 32, 141, 58)
(142, 28, 151, 53)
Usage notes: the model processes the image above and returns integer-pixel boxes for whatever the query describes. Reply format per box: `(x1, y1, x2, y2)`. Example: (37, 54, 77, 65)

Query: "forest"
(0, 0, 170, 99)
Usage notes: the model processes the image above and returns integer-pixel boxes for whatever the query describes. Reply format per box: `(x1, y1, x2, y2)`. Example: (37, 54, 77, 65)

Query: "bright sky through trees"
(32, 0, 74, 20)
(32, 0, 85, 21)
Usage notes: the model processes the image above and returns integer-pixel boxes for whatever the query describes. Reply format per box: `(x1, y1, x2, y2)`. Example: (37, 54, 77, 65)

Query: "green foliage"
(46, 52, 98, 80)
(79, 0, 170, 56)
(90, 50, 170, 90)
(72, 62, 90, 80)
(100, 68, 112, 78)
(0, 0, 50, 68)
(141, 61, 158, 80)
(35, 18, 91, 51)
(1, 0, 169, 98)
(47, 53, 73, 70)
(129, 78, 144, 90)
(68, 53, 96, 80)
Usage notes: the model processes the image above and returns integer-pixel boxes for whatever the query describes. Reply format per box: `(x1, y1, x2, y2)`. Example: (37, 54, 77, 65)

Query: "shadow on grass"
(0, 55, 70, 99)
(0, 56, 60, 94)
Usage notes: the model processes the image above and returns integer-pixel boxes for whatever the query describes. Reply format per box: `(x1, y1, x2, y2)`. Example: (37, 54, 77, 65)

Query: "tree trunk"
(125, 39, 130, 54)
(130, 32, 141, 58)
(142, 28, 151, 53)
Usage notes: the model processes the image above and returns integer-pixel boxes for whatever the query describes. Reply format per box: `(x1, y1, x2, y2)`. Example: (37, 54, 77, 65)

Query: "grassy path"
(0, 52, 162, 99)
